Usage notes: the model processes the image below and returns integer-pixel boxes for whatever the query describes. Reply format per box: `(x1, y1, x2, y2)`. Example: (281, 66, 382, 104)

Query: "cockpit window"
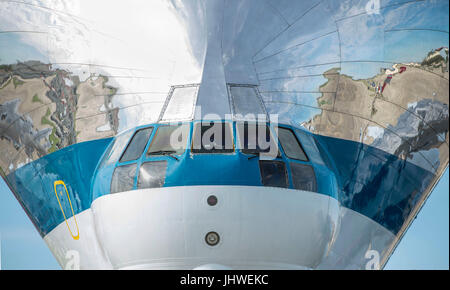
(137, 161, 167, 189)
(277, 127, 308, 161)
(259, 160, 288, 188)
(236, 122, 279, 158)
(99, 129, 134, 168)
(120, 127, 153, 163)
(290, 163, 317, 192)
(191, 122, 234, 153)
(147, 124, 189, 156)
(110, 163, 137, 193)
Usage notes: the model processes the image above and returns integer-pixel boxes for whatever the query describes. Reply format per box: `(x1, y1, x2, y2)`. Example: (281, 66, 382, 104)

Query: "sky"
(0, 168, 448, 270)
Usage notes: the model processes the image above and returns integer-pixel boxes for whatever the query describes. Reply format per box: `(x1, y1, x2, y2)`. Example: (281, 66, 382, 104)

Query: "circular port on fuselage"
(207, 195, 218, 206)
(205, 231, 220, 246)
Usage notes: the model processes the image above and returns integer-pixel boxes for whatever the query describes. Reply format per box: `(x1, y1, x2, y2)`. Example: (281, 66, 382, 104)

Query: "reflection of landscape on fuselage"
(2, 45, 447, 178)
(0, 61, 119, 175)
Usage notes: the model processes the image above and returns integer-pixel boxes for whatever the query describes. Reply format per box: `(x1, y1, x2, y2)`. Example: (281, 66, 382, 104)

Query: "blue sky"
(0, 168, 448, 270)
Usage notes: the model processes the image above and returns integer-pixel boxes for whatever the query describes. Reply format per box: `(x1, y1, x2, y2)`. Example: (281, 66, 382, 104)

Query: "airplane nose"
(85, 185, 340, 269)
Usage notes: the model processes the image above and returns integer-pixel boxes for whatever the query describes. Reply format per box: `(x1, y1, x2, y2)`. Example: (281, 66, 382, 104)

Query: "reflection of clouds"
(260, 74, 328, 93)
(1, 0, 206, 134)
(255, 32, 340, 73)
(0, 33, 48, 64)
(117, 103, 163, 132)
(255, 0, 448, 81)
(370, 99, 448, 172)
(265, 102, 321, 126)
(1, 0, 448, 133)
(0, 0, 203, 92)
(0, 1, 79, 31)
(0, 1, 85, 61)
(254, 2, 337, 62)
(337, 13, 385, 62)
(383, 0, 449, 32)
(366, 125, 384, 140)
(326, 0, 368, 19)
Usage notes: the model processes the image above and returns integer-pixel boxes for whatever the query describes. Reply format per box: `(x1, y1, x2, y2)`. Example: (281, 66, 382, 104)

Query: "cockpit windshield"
(147, 124, 189, 156)
(236, 122, 279, 158)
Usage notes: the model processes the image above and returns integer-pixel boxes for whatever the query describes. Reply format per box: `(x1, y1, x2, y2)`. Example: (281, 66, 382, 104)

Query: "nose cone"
(83, 185, 339, 269)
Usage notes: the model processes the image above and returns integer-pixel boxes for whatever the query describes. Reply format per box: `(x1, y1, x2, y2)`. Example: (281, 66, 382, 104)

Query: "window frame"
(289, 162, 317, 192)
(258, 160, 289, 188)
(119, 126, 154, 163)
(137, 160, 168, 189)
(227, 84, 268, 119)
(146, 123, 190, 157)
(276, 126, 309, 162)
(110, 163, 138, 194)
(99, 129, 135, 169)
(236, 121, 281, 157)
(190, 121, 235, 154)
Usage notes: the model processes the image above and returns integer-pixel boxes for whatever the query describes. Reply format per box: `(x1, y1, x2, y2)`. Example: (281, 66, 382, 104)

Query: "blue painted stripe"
(314, 135, 435, 234)
(5, 138, 112, 236)
(4, 123, 436, 237)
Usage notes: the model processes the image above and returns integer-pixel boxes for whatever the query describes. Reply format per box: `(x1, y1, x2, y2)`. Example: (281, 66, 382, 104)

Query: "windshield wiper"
(148, 150, 179, 161)
(243, 151, 260, 160)
(243, 149, 278, 160)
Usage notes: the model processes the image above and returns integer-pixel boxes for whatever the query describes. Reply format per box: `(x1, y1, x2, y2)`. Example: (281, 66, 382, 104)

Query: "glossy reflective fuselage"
(0, 0, 448, 269)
